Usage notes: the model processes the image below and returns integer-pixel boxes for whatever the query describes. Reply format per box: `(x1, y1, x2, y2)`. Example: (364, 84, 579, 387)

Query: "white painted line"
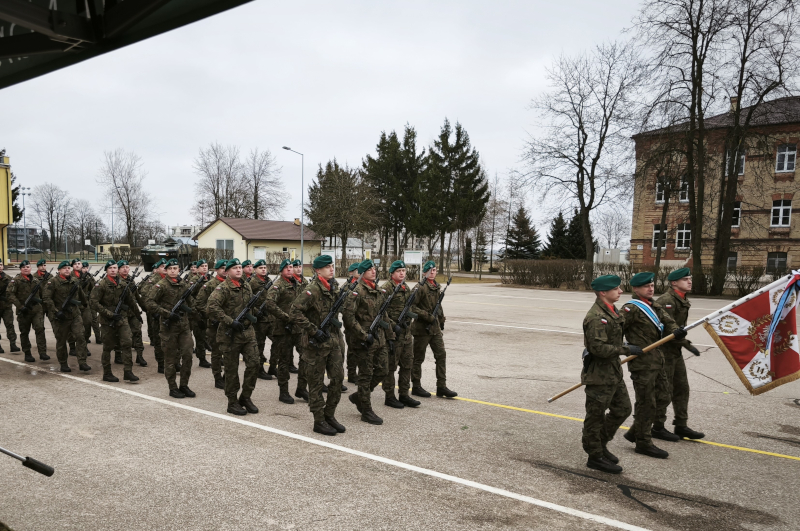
(0, 356, 651, 531)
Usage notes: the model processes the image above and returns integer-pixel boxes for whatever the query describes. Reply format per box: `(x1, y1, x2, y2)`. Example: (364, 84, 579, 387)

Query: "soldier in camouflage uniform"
(66, 259, 91, 358)
(207, 258, 261, 415)
(411, 261, 457, 398)
(140, 259, 167, 372)
(621, 272, 688, 459)
(0, 259, 19, 353)
(344, 262, 360, 383)
(90, 260, 139, 382)
(43, 260, 91, 373)
(381, 260, 421, 409)
(242, 260, 253, 282)
(118, 261, 147, 367)
(194, 259, 227, 388)
(83, 261, 102, 345)
(8, 259, 49, 362)
(187, 259, 212, 368)
(290, 259, 306, 376)
(581, 274, 633, 474)
(290, 254, 345, 435)
(654, 268, 704, 441)
(249, 259, 273, 380)
(146, 258, 196, 398)
(264, 258, 303, 404)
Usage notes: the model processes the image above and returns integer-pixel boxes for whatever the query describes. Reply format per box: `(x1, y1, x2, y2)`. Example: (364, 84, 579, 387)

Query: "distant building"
(7, 225, 42, 250)
(168, 225, 201, 240)
(322, 237, 368, 260)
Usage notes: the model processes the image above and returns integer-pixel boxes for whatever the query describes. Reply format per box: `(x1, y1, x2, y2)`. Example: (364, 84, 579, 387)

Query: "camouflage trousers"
(383, 338, 413, 396)
(630, 369, 664, 446)
(54, 314, 87, 365)
(111, 315, 144, 356)
(345, 334, 357, 382)
(0, 303, 17, 344)
(17, 306, 46, 357)
(218, 327, 259, 406)
(85, 308, 102, 343)
(350, 344, 388, 412)
(191, 314, 207, 359)
(101, 320, 132, 372)
(582, 380, 632, 459)
(656, 354, 690, 428)
(304, 341, 343, 421)
(271, 334, 297, 390)
(147, 311, 164, 364)
(254, 321, 269, 364)
(160, 319, 193, 390)
(207, 318, 223, 378)
(411, 333, 447, 388)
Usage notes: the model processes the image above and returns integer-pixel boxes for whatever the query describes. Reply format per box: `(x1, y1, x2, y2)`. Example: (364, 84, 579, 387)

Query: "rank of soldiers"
(0, 256, 456, 437)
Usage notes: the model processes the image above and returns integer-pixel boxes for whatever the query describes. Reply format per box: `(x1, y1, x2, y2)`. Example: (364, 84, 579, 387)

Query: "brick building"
(629, 96, 800, 273)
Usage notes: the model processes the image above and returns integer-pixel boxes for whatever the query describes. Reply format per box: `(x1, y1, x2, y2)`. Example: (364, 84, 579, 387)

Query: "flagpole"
(547, 273, 795, 404)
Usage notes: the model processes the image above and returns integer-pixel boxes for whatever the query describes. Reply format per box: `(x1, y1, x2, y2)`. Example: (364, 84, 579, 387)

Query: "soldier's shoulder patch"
(352, 291, 358, 296)
(9, 280, 13, 283)
(600, 318, 608, 324)
(306, 290, 312, 295)
(665, 304, 672, 308)
(623, 306, 631, 312)
(95, 282, 100, 287)
(155, 285, 161, 289)
(272, 285, 279, 289)
(381, 289, 386, 293)
(216, 287, 222, 290)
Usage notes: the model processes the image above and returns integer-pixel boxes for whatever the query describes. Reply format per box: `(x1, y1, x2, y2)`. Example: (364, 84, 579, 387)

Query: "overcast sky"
(4, 0, 636, 234)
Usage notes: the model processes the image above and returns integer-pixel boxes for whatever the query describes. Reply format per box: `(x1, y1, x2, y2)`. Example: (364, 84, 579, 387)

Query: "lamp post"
(282, 146, 304, 265)
(20, 187, 30, 261)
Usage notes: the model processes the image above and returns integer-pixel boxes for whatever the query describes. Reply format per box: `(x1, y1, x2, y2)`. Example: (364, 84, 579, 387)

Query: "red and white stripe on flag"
(703, 276, 800, 395)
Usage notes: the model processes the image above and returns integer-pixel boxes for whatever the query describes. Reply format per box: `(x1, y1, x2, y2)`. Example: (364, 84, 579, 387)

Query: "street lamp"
(282, 146, 304, 265)
(20, 187, 30, 260)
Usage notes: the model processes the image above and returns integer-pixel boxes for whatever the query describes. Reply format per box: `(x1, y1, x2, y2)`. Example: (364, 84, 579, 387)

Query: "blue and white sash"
(625, 299, 664, 334)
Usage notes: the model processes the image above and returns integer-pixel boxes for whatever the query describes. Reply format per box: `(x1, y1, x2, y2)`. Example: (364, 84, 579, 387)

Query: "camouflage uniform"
(342, 276, 359, 382)
(581, 299, 632, 459)
(195, 274, 225, 380)
(250, 273, 272, 370)
(290, 277, 344, 421)
(655, 289, 692, 428)
(0, 271, 18, 348)
(140, 273, 166, 367)
(187, 272, 209, 362)
(147, 276, 194, 391)
(264, 275, 302, 394)
(207, 277, 259, 408)
(119, 273, 146, 360)
(411, 279, 447, 389)
(294, 274, 309, 387)
(8, 272, 48, 359)
(381, 279, 414, 397)
(43, 272, 89, 366)
(91, 275, 138, 373)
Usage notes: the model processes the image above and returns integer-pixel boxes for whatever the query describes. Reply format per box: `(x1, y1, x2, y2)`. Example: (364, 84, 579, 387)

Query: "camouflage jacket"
(622, 294, 683, 372)
(655, 289, 692, 358)
(77, 270, 95, 297)
(342, 278, 394, 348)
(194, 275, 224, 321)
(582, 298, 629, 385)
(206, 277, 256, 336)
(146, 276, 193, 325)
(411, 279, 445, 337)
(43, 273, 88, 320)
(90, 276, 137, 325)
(8, 272, 48, 311)
(380, 279, 414, 342)
(290, 277, 340, 350)
(139, 272, 166, 307)
(264, 275, 301, 336)
(0, 271, 12, 307)
(249, 274, 273, 323)
(119, 274, 145, 316)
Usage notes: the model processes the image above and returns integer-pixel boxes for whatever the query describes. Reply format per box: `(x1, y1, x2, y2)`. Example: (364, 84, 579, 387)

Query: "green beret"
(241, 260, 252, 267)
(389, 260, 406, 274)
(165, 258, 179, 268)
(116, 260, 129, 267)
(153, 259, 165, 269)
(36, 259, 46, 266)
(279, 258, 292, 272)
(313, 255, 332, 269)
(253, 259, 266, 268)
(347, 262, 359, 272)
(422, 260, 436, 273)
(104, 259, 117, 271)
(70, 259, 80, 266)
(667, 267, 691, 282)
(19, 260, 30, 267)
(358, 259, 375, 274)
(81, 261, 89, 268)
(591, 274, 621, 291)
(225, 258, 241, 271)
(58, 260, 71, 270)
(213, 259, 227, 270)
(630, 271, 655, 287)
(292, 259, 301, 266)
(196, 259, 207, 266)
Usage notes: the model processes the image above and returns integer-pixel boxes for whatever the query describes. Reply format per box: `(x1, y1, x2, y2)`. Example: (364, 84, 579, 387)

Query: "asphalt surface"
(1, 281, 799, 531)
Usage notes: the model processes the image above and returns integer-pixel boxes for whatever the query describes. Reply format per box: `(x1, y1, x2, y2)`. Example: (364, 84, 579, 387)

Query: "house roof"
(196, 217, 321, 242)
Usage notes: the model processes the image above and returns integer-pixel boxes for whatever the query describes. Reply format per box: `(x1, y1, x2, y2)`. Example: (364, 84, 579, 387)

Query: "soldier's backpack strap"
(624, 299, 664, 334)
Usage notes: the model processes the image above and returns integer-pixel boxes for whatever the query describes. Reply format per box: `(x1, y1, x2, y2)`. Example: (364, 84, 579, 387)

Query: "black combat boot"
(79, 363, 91, 372)
(214, 375, 225, 389)
(69, 345, 76, 357)
(114, 352, 122, 365)
(157, 363, 164, 374)
(60, 364, 72, 373)
(169, 388, 185, 399)
(123, 370, 139, 382)
(385, 392, 405, 409)
(321, 382, 329, 393)
(174, 360, 182, 372)
(39, 353, 50, 361)
(257, 367, 271, 380)
(227, 402, 247, 415)
(674, 426, 705, 440)
(103, 371, 119, 382)
(179, 386, 195, 397)
(348, 392, 362, 412)
(279, 387, 295, 404)
(295, 388, 309, 401)
(399, 395, 421, 408)
(325, 416, 346, 433)
(135, 352, 147, 367)
(84, 347, 91, 359)
(652, 423, 680, 442)
(266, 365, 277, 377)
(347, 373, 357, 384)
(9, 343, 20, 352)
(24, 351, 35, 363)
(360, 409, 383, 425)
(412, 384, 431, 398)
(436, 387, 458, 398)
(602, 447, 619, 464)
(623, 430, 635, 443)
(635, 444, 669, 459)
(313, 420, 337, 436)
(587, 456, 622, 474)
(0, 344, 4, 353)
(239, 396, 258, 413)
(198, 355, 211, 368)
(289, 363, 299, 374)
(341, 384, 348, 392)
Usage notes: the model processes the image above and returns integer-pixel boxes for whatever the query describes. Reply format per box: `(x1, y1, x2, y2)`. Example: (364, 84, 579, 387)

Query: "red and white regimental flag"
(703, 272, 800, 395)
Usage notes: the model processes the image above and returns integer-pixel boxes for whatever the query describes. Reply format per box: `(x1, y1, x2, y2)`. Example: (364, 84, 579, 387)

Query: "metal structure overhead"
(0, 0, 253, 90)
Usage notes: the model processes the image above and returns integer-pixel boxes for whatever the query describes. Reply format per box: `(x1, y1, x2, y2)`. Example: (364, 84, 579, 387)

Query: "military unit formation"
(0, 255, 454, 438)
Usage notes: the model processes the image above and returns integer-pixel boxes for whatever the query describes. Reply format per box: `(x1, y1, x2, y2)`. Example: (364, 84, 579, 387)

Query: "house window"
(726, 150, 745, 175)
(282, 247, 288, 252)
(676, 223, 691, 249)
(215, 239, 234, 260)
(771, 200, 791, 227)
(655, 182, 665, 203)
(732, 201, 741, 227)
(776, 144, 796, 173)
(767, 252, 788, 274)
(727, 252, 738, 270)
(652, 224, 666, 249)
(678, 177, 689, 202)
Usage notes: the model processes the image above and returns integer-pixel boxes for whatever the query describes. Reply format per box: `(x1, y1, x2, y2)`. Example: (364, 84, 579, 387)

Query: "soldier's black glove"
(168, 312, 181, 323)
(111, 314, 123, 322)
(672, 327, 688, 340)
(313, 328, 328, 343)
(55, 310, 65, 321)
(686, 344, 701, 356)
(230, 321, 245, 332)
(440, 321, 445, 331)
(582, 349, 592, 371)
(627, 345, 644, 356)
(364, 333, 374, 347)
(393, 324, 403, 335)
(378, 320, 390, 330)
(70, 299, 82, 307)
(244, 313, 258, 324)
(331, 318, 342, 329)
(407, 311, 418, 320)
(180, 304, 193, 314)
(18, 306, 29, 316)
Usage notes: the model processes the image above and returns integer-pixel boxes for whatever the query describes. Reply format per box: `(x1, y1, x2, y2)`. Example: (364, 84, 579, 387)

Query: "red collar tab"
(640, 297, 652, 306)
(230, 279, 240, 288)
(37, 271, 46, 277)
(107, 276, 118, 286)
(215, 275, 225, 282)
(257, 274, 267, 282)
(22, 274, 31, 281)
(350, 277, 358, 284)
(293, 274, 302, 282)
(364, 279, 376, 290)
(603, 302, 618, 315)
(60, 273, 69, 280)
(319, 276, 330, 290)
(393, 280, 405, 290)
(427, 279, 437, 287)
(158, 272, 166, 279)
(168, 276, 178, 284)
(674, 289, 686, 299)
(73, 271, 81, 277)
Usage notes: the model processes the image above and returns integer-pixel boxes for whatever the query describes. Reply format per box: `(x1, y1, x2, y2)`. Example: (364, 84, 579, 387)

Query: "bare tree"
(97, 149, 154, 247)
(524, 40, 647, 266)
(192, 143, 246, 221)
(593, 208, 633, 250)
(31, 183, 73, 256)
(242, 148, 286, 219)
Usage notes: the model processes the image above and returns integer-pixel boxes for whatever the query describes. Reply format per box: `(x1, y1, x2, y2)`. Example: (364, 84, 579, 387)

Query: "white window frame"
(727, 252, 738, 270)
(767, 252, 788, 274)
(771, 200, 791, 227)
(776, 144, 796, 173)
(655, 182, 665, 203)
(732, 201, 741, 228)
(676, 223, 691, 250)
(678, 177, 689, 203)
(726, 150, 745, 176)
(652, 224, 667, 250)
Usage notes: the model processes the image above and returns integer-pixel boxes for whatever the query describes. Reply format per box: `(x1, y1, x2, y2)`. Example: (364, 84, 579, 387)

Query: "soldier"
(43, 260, 91, 373)
(264, 258, 302, 404)
(342, 259, 394, 425)
(8, 259, 49, 362)
(83, 261, 102, 345)
(90, 260, 139, 382)
(410, 261, 457, 398)
(242, 260, 253, 282)
(581, 275, 634, 474)
(290, 254, 345, 435)
(207, 258, 261, 416)
(381, 260, 420, 409)
(250, 259, 273, 380)
(118, 261, 147, 367)
(189, 262, 198, 278)
(188, 259, 212, 368)
(140, 259, 167, 372)
(654, 268, 704, 441)
(290, 259, 306, 375)
(194, 259, 228, 388)
(0, 259, 20, 353)
(621, 272, 688, 459)
(344, 262, 360, 383)
(146, 258, 195, 398)
(67, 259, 91, 358)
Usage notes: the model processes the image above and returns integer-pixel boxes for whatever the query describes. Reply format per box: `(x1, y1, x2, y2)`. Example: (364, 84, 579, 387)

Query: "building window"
(655, 182, 665, 203)
(767, 252, 788, 274)
(726, 150, 745, 175)
(676, 223, 691, 249)
(727, 252, 738, 270)
(282, 247, 288, 252)
(678, 177, 689, 202)
(216, 239, 234, 260)
(732, 201, 741, 227)
(776, 144, 796, 173)
(771, 200, 791, 227)
(652, 224, 666, 249)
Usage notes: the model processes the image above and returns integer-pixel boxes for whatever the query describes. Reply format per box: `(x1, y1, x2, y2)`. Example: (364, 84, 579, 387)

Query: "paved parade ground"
(1, 280, 799, 531)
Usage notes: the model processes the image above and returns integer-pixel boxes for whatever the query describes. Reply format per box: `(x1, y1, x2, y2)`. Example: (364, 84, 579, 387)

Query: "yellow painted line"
(453, 396, 586, 422)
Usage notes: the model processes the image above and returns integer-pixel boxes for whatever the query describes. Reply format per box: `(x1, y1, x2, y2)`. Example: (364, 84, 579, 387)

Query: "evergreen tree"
(501, 206, 540, 259)
(563, 208, 596, 260)
(475, 229, 488, 271)
(543, 211, 569, 258)
(463, 236, 473, 272)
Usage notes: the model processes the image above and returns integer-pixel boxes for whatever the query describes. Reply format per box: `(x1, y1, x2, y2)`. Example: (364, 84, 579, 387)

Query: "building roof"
(196, 217, 321, 242)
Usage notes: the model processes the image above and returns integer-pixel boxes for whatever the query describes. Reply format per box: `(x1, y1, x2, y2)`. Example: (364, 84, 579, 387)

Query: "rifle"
(425, 276, 452, 333)
(1, 444, 54, 477)
(396, 283, 420, 329)
(164, 276, 208, 328)
(54, 280, 83, 320)
(254, 276, 277, 317)
(178, 264, 192, 281)
(310, 273, 362, 345)
(226, 285, 268, 337)
(20, 268, 53, 312)
(362, 281, 403, 347)
(110, 267, 141, 326)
